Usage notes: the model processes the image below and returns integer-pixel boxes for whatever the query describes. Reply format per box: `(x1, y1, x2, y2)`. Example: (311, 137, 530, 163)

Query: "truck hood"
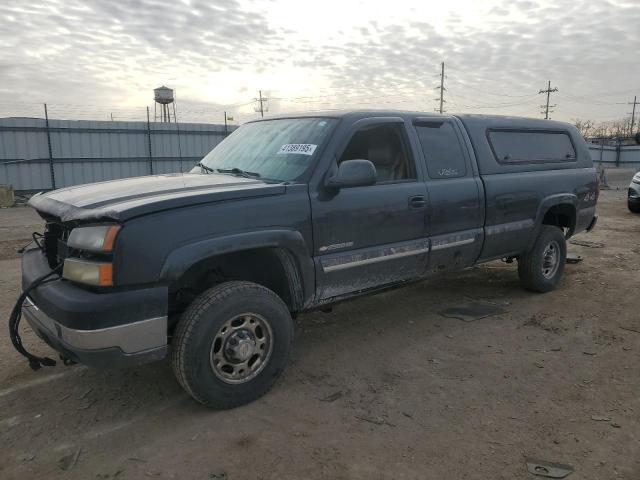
(28, 173, 286, 223)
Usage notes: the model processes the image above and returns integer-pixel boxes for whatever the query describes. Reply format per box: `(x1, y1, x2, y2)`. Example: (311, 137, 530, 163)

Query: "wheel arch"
(161, 230, 314, 314)
(530, 195, 578, 249)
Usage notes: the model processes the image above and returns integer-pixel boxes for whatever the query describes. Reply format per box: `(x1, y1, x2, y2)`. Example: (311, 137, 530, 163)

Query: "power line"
(539, 80, 558, 119)
(445, 78, 539, 99)
(556, 92, 627, 106)
(567, 88, 639, 99)
(447, 89, 540, 108)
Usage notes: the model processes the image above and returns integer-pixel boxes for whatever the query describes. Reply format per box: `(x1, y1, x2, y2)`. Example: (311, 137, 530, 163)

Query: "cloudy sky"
(1, 0, 638, 124)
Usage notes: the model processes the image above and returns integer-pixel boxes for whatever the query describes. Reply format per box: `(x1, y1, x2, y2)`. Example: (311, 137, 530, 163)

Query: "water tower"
(154, 86, 174, 122)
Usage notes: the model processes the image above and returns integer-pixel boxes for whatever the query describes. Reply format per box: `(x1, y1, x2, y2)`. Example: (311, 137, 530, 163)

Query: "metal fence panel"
(0, 162, 50, 190)
(0, 117, 234, 191)
(588, 143, 640, 169)
(0, 118, 49, 161)
(588, 144, 618, 163)
(620, 146, 640, 166)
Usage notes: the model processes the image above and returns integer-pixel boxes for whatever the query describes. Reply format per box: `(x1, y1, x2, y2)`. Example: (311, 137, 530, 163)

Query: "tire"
(517, 225, 567, 293)
(172, 281, 293, 409)
(628, 201, 640, 213)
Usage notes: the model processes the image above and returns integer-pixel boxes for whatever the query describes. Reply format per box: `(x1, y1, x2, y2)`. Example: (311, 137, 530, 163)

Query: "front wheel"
(172, 281, 293, 409)
(517, 225, 567, 293)
(628, 201, 640, 214)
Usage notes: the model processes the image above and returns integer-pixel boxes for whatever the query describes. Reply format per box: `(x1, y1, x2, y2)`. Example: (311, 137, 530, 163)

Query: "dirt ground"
(1, 170, 639, 480)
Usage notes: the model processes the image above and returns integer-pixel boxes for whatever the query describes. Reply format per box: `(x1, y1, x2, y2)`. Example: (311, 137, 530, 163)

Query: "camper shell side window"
(487, 129, 577, 164)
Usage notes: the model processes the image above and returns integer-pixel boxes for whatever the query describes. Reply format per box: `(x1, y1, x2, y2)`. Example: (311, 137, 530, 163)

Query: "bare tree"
(572, 118, 595, 138)
(607, 119, 626, 138)
(574, 116, 633, 141)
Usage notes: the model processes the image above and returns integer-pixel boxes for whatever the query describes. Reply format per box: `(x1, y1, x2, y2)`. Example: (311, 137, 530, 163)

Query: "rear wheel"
(172, 281, 293, 409)
(628, 201, 640, 213)
(517, 225, 567, 293)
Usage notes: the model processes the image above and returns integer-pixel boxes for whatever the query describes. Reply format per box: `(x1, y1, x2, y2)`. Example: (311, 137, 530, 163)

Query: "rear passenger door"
(412, 118, 484, 273)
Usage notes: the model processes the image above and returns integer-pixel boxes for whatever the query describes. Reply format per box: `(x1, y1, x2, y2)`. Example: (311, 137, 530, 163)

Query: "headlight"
(633, 173, 640, 185)
(63, 258, 113, 286)
(67, 225, 120, 253)
(64, 225, 120, 286)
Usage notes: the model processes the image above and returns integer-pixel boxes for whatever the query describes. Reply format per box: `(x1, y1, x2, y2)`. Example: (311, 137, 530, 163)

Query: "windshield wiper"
(197, 162, 215, 174)
(215, 167, 261, 179)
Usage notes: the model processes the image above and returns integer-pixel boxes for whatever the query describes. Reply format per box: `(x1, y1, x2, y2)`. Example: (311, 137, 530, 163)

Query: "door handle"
(409, 195, 427, 209)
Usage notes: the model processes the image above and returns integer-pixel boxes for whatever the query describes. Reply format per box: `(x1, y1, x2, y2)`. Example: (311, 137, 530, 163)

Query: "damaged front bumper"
(22, 297, 168, 368)
(21, 247, 169, 369)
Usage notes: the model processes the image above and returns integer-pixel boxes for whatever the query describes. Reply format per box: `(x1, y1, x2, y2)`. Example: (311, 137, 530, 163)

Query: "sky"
(0, 0, 639, 124)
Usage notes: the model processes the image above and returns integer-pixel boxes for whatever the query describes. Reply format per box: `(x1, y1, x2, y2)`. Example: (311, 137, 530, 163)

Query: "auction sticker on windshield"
(277, 144, 317, 155)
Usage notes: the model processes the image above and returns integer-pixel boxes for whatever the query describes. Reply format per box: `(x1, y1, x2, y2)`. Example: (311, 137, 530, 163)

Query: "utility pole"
(259, 90, 264, 118)
(539, 80, 558, 119)
(224, 111, 228, 136)
(146, 106, 153, 175)
(254, 90, 268, 118)
(43, 103, 56, 189)
(434, 62, 446, 114)
(628, 95, 638, 136)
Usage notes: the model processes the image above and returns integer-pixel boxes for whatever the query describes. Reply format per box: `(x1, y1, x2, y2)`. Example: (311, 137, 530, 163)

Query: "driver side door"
(310, 118, 429, 300)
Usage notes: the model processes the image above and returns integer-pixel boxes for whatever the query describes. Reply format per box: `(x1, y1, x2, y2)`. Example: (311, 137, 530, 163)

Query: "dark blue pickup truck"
(14, 110, 598, 408)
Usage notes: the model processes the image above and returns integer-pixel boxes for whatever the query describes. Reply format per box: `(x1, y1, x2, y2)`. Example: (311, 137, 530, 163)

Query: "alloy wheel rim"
(209, 313, 273, 384)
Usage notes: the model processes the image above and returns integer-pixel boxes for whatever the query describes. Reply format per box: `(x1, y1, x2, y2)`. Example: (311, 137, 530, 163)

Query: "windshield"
(194, 117, 337, 181)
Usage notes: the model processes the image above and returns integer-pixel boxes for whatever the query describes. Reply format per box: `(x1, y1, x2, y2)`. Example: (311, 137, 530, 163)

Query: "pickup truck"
(14, 111, 599, 409)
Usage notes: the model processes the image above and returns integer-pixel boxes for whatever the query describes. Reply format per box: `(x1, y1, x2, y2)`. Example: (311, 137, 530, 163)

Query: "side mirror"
(327, 159, 377, 189)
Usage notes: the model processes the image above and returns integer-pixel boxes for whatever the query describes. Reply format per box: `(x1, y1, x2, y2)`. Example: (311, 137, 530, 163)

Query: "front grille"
(43, 222, 70, 268)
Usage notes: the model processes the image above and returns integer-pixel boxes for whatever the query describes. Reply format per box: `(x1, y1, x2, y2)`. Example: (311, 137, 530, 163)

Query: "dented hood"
(28, 173, 285, 223)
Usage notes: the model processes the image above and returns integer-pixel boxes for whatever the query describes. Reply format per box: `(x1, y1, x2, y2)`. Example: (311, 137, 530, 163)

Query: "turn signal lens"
(63, 259, 113, 286)
(98, 263, 113, 286)
(102, 226, 121, 252)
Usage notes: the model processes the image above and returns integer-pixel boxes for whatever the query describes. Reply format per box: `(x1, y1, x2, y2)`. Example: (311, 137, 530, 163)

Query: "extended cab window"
(488, 130, 576, 163)
(415, 121, 467, 179)
(339, 124, 415, 182)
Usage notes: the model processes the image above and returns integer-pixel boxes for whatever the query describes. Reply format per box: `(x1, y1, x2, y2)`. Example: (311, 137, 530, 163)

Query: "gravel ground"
(0, 170, 638, 480)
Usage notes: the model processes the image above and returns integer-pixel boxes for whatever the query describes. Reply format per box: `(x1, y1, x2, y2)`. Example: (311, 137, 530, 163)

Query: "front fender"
(159, 229, 315, 306)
